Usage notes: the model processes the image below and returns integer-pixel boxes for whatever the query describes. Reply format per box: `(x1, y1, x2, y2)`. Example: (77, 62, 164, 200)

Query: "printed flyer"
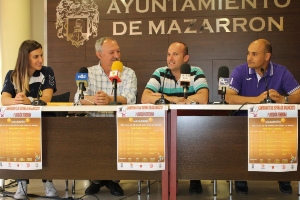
(117, 105, 165, 171)
(248, 104, 298, 172)
(0, 105, 42, 170)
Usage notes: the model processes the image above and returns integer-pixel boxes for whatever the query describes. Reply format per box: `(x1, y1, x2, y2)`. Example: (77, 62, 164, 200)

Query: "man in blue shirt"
(226, 39, 300, 194)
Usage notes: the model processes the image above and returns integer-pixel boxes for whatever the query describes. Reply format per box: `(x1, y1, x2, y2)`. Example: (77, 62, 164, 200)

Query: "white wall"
(30, 0, 46, 64)
(0, 0, 45, 105)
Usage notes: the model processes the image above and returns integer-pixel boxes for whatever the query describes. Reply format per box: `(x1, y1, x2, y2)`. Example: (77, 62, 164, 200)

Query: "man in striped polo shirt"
(141, 42, 208, 105)
(141, 42, 209, 194)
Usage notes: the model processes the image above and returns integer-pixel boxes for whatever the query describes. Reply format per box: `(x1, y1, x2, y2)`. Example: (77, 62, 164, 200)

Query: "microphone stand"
(32, 77, 47, 106)
(261, 91, 273, 103)
(155, 69, 170, 105)
(78, 82, 86, 101)
(73, 82, 87, 106)
(260, 68, 275, 104)
(219, 87, 228, 104)
(155, 93, 170, 104)
(183, 86, 188, 99)
(35, 96, 47, 106)
(109, 79, 122, 105)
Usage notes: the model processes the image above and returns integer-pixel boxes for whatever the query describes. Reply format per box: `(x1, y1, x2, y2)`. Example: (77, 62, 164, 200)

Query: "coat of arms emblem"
(55, 0, 99, 48)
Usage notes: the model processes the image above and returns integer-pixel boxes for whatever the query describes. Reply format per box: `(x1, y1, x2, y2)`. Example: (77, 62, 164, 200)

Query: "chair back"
(50, 92, 71, 117)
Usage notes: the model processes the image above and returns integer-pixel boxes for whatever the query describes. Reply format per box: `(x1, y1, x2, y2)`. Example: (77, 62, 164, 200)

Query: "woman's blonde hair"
(11, 40, 42, 93)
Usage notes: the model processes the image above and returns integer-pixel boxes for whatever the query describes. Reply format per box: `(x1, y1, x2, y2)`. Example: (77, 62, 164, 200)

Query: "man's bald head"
(251, 39, 272, 55)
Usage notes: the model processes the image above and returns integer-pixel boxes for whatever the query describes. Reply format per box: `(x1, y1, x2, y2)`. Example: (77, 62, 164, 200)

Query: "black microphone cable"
(3, 179, 17, 189)
(260, 68, 275, 103)
(229, 102, 249, 116)
(61, 194, 99, 200)
(155, 68, 170, 104)
(1, 181, 30, 199)
(161, 68, 169, 99)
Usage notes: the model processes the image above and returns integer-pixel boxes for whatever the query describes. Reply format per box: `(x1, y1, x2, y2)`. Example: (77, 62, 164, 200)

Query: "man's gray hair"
(95, 37, 117, 52)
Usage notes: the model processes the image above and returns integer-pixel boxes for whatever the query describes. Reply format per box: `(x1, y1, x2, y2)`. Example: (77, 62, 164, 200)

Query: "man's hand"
(151, 92, 187, 104)
(94, 90, 110, 105)
(257, 91, 268, 103)
(269, 89, 284, 103)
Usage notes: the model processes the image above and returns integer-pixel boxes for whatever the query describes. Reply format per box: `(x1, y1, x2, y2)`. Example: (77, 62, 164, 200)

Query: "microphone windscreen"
(111, 61, 123, 72)
(180, 63, 191, 74)
(217, 66, 229, 80)
(76, 67, 88, 88)
(79, 67, 88, 73)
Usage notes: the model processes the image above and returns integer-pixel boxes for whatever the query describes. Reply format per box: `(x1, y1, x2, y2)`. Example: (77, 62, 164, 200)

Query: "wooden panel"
(47, 22, 87, 63)
(118, 1, 299, 18)
(47, 0, 300, 103)
(48, 1, 125, 21)
(84, 20, 169, 62)
(0, 117, 162, 180)
(177, 116, 300, 180)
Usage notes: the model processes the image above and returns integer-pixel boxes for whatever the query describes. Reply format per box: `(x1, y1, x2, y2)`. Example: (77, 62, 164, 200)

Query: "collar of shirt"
(98, 62, 107, 76)
(248, 62, 274, 77)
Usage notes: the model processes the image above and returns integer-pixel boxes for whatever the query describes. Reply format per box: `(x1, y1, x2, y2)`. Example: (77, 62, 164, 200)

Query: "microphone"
(75, 67, 88, 101)
(109, 61, 123, 83)
(260, 68, 275, 103)
(180, 63, 191, 99)
(109, 61, 123, 105)
(217, 66, 229, 104)
(155, 68, 171, 105)
(31, 76, 47, 106)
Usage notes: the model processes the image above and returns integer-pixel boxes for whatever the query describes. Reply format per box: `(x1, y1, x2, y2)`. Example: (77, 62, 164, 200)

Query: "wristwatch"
(284, 96, 289, 104)
(28, 96, 34, 103)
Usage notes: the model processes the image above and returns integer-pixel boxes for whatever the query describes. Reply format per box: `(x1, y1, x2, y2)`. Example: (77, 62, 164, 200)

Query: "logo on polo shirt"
(246, 78, 252, 80)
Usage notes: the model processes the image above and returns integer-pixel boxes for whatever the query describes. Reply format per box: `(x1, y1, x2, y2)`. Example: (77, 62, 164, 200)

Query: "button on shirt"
(74, 63, 137, 117)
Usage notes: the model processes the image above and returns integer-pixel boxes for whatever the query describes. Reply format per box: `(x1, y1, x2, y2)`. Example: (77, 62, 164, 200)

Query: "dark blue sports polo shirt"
(229, 62, 300, 97)
(229, 62, 300, 115)
(1, 66, 57, 98)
